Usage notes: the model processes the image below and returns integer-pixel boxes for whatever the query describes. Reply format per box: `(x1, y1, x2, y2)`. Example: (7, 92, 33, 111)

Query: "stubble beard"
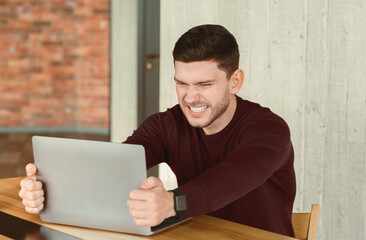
(181, 92, 231, 129)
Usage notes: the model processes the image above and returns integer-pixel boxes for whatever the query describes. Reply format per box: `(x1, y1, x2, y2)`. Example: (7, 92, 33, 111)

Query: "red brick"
(32, 7, 49, 14)
(42, 52, 63, 61)
(1, 67, 20, 74)
(30, 73, 51, 81)
(51, 0, 65, 7)
(18, 13, 38, 21)
(40, 13, 62, 21)
(0, 0, 110, 128)
(7, 59, 30, 68)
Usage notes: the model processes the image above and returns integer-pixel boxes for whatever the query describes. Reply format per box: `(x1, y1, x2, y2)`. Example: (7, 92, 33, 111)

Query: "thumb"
(140, 176, 163, 190)
(25, 163, 37, 180)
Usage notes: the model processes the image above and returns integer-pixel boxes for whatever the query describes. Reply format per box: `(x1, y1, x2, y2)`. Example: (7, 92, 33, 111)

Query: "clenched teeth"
(189, 106, 208, 113)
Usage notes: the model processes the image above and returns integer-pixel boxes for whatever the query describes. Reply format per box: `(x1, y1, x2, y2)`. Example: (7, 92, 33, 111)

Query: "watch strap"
(169, 188, 187, 218)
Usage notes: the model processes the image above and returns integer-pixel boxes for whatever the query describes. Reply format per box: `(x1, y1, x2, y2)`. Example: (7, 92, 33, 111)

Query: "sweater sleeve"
(178, 118, 293, 218)
(124, 114, 166, 169)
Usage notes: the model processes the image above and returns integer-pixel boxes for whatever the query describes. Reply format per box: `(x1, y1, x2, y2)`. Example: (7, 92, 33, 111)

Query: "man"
(19, 24, 296, 237)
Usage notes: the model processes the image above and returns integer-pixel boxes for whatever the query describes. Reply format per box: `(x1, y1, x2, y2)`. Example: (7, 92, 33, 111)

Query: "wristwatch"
(169, 188, 187, 218)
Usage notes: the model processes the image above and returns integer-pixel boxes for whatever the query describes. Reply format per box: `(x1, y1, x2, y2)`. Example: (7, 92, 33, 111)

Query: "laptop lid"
(32, 136, 152, 235)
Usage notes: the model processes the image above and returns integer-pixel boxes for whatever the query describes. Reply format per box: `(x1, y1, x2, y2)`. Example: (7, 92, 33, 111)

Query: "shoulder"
(125, 104, 184, 145)
(235, 96, 291, 143)
(142, 104, 184, 127)
(236, 97, 283, 121)
(136, 104, 186, 135)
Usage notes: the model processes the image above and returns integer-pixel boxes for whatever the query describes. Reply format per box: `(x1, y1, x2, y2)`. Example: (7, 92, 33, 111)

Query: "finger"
(127, 199, 151, 211)
(23, 189, 44, 201)
(140, 176, 163, 190)
(129, 209, 150, 219)
(25, 204, 44, 214)
(25, 163, 37, 180)
(20, 178, 42, 191)
(133, 217, 161, 227)
(130, 189, 153, 200)
(22, 197, 45, 208)
(19, 188, 28, 199)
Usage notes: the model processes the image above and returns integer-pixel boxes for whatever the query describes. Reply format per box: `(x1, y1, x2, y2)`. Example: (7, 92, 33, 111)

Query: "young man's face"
(174, 60, 237, 134)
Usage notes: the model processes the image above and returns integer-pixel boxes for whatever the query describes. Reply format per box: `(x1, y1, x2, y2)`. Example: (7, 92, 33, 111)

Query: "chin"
(180, 105, 214, 128)
(187, 122, 204, 128)
(186, 117, 211, 129)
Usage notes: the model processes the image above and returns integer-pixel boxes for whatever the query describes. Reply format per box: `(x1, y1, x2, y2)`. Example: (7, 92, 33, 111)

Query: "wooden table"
(0, 177, 298, 240)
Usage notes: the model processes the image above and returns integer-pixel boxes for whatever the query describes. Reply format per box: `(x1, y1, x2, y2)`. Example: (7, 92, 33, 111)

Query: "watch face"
(176, 195, 187, 212)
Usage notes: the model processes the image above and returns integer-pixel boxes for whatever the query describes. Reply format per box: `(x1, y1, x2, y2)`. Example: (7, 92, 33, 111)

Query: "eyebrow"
(174, 78, 216, 85)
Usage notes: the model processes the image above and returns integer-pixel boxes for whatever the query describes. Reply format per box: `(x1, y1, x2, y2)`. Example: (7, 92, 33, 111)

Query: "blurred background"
(0, 0, 110, 178)
(1, 1, 366, 240)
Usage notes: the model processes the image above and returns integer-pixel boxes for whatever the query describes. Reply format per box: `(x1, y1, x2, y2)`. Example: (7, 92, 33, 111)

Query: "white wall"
(159, 1, 366, 240)
(111, 1, 366, 239)
(110, 0, 138, 143)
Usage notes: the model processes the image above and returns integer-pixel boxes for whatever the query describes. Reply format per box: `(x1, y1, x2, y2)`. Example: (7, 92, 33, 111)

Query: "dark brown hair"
(173, 24, 240, 78)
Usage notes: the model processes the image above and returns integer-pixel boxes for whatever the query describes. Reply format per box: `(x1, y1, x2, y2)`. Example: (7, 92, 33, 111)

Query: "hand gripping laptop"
(32, 136, 190, 236)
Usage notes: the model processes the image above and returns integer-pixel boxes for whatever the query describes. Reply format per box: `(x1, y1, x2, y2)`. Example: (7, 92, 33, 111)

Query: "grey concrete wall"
(159, 1, 366, 239)
(111, 1, 366, 239)
(110, 0, 138, 143)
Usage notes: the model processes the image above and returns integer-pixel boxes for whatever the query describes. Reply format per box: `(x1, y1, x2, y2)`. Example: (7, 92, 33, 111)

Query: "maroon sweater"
(125, 96, 296, 237)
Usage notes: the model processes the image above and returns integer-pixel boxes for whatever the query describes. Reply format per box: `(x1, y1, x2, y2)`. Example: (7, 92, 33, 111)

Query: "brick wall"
(0, 0, 110, 129)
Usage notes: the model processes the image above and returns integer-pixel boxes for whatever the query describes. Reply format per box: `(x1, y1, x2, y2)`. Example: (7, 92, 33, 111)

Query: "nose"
(185, 85, 200, 103)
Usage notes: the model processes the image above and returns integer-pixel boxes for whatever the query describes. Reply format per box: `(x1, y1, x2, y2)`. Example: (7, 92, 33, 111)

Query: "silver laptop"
(32, 136, 190, 236)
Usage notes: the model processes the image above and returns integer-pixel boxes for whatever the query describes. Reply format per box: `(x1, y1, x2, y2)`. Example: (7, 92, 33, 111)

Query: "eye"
(176, 81, 187, 86)
(200, 83, 212, 87)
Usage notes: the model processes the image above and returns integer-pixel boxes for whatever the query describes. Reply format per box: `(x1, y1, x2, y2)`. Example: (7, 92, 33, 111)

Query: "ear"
(229, 69, 244, 94)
